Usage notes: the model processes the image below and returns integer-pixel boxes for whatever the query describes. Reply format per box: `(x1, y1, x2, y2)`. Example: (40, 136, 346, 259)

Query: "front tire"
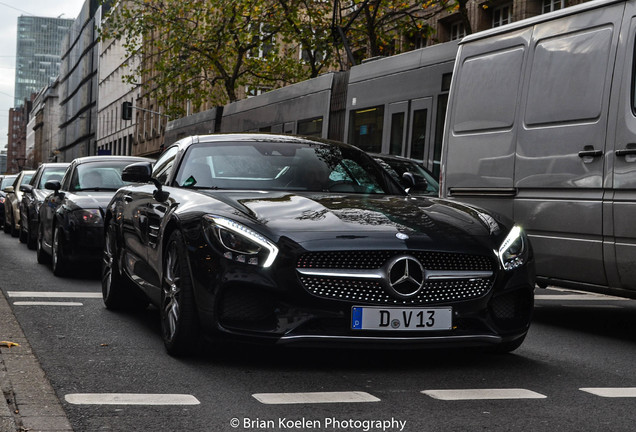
(102, 224, 146, 310)
(26, 216, 37, 250)
(52, 225, 68, 276)
(161, 230, 201, 356)
(19, 214, 28, 243)
(36, 223, 50, 264)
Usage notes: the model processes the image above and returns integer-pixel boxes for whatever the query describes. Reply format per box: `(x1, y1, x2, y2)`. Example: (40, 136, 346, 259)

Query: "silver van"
(441, 0, 636, 297)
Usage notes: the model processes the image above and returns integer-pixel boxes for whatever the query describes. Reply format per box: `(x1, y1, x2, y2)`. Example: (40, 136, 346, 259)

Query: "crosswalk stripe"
(65, 393, 200, 405)
(422, 389, 547, 400)
(252, 391, 380, 404)
(7, 291, 102, 298)
(13, 301, 83, 306)
(535, 294, 628, 301)
(580, 388, 636, 398)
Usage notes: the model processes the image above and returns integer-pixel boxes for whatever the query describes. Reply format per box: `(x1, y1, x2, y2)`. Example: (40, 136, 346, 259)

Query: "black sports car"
(37, 155, 153, 276)
(103, 134, 534, 356)
(20, 162, 70, 249)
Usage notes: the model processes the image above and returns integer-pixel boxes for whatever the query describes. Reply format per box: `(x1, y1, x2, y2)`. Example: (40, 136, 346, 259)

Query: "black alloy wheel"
(102, 223, 147, 310)
(160, 230, 201, 356)
(52, 225, 68, 276)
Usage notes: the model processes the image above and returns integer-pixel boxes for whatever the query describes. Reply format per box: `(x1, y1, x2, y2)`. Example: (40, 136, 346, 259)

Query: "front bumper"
(191, 250, 535, 349)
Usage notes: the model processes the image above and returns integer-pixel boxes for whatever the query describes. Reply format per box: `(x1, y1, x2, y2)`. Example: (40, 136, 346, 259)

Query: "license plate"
(351, 306, 452, 331)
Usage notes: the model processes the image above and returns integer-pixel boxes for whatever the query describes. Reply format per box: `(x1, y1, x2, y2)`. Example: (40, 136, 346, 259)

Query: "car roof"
(71, 155, 153, 166)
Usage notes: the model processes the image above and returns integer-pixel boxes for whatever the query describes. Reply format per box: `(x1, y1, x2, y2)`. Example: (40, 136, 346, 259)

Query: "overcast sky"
(0, 0, 85, 150)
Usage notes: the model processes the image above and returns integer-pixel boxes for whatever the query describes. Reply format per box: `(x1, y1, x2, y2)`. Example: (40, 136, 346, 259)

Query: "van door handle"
(616, 148, 636, 156)
(578, 149, 603, 158)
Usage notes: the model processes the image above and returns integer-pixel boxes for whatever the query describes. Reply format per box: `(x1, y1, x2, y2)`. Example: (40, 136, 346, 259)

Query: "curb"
(0, 290, 73, 432)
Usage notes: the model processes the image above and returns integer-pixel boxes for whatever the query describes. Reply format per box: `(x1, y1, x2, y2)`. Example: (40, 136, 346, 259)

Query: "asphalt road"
(2, 230, 636, 431)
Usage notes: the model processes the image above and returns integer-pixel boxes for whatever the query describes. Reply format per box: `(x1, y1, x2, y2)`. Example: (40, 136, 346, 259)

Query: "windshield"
(71, 160, 140, 191)
(174, 141, 403, 195)
(0, 175, 17, 190)
(37, 166, 68, 188)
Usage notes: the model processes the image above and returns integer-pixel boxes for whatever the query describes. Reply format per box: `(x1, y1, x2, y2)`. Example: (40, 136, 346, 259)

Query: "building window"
(493, 4, 512, 27)
(543, 0, 565, 13)
(450, 22, 466, 41)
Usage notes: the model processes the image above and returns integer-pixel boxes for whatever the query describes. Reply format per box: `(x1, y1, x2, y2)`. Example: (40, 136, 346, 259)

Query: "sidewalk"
(0, 290, 73, 432)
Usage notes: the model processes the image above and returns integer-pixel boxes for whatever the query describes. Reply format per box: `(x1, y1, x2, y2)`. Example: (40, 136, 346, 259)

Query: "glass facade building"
(14, 16, 74, 107)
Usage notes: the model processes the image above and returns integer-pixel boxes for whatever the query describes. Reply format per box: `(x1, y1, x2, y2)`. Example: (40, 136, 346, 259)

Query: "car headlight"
(202, 215, 278, 268)
(69, 209, 103, 225)
(497, 225, 528, 271)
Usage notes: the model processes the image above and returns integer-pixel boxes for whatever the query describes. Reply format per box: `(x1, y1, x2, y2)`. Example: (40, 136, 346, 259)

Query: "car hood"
(64, 191, 117, 212)
(199, 191, 510, 253)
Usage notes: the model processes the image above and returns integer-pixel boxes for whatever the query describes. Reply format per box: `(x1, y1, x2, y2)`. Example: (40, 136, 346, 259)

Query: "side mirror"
(20, 184, 33, 194)
(44, 180, 62, 192)
(402, 172, 428, 192)
(3, 186, 14, 194)
(122, 162, 153, 183)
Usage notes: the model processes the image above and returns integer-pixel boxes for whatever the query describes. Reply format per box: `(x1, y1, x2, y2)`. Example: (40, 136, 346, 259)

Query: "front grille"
(297, 251, 495, 306)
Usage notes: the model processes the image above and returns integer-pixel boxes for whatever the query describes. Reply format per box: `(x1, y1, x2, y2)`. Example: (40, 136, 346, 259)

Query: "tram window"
(349, 106, 384, 153)
(389, 112, 405, 155)
(297, 117, 323, 137)
(441, 73, 452, 92)
(410, 109, 428, 160)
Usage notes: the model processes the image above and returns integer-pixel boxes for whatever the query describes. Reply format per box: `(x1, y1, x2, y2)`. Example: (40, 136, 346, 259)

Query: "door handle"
(578, 149, 603, 158)
(616, 148, 636, 157)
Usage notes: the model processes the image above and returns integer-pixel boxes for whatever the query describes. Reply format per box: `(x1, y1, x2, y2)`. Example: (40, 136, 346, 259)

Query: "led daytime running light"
(498, 225, 526, 271)
(204, 215, 278, 268)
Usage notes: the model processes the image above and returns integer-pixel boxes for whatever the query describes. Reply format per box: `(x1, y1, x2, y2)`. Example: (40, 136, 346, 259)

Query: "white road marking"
(13, 301, 83, 307)
(7, 291, 102, 298)
(252, 391, 380, 404)
(580, 388, 636, 398)
(422, 389, 547, 400)
(535, 294, 628, 301)
(64, 393, 200, 405)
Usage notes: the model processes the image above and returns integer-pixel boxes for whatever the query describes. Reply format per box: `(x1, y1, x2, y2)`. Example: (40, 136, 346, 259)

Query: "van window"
(297, 117, 323, 137)
(348, 106, 384, 153)
(452, 47, 524, 132)
(526, 27, 613, 125)
(389, 112, 405, 155)
(410, 109, 428, 160)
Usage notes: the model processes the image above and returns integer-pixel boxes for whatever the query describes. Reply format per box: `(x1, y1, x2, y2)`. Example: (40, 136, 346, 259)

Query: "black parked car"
(371, 153, 439, 197)
(37, 156, 153, 276)
(103, 134, 535, 356)
(0, 174, 17, 228)
(20, 162, 70, 249)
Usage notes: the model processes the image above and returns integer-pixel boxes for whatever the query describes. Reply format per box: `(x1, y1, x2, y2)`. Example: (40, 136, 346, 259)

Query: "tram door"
(407, 98, 433, 166)
(384, 102, 408, 155)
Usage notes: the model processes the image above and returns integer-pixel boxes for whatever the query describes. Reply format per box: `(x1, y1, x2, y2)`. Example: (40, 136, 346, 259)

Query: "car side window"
(153, 146, 179, 185)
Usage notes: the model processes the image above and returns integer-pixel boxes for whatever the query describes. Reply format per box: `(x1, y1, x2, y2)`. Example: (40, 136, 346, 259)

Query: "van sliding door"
(607, 13, 636, 292)
(515, 5, 623, 287)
